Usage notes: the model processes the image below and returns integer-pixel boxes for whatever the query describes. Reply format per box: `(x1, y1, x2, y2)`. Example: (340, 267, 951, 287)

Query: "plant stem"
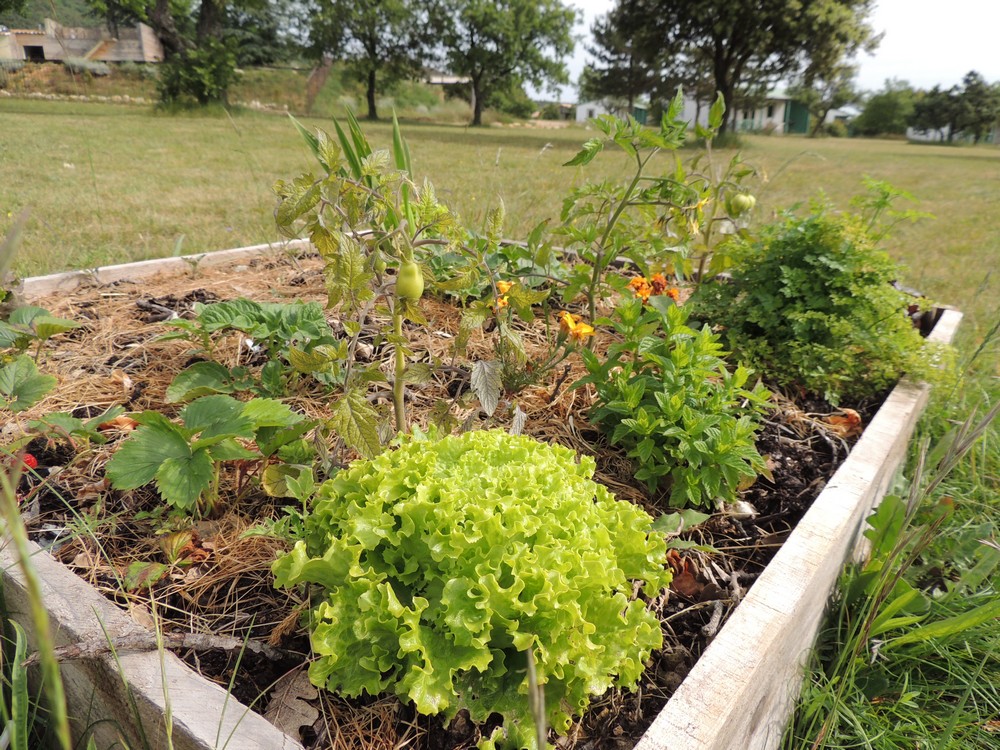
(392, 302, 406, 432)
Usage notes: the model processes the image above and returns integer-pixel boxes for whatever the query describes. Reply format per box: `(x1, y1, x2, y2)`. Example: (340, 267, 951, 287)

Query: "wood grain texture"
(21, 239, 311, 298)
(0, 539, 304, 750)
(634, 308, 962, 750)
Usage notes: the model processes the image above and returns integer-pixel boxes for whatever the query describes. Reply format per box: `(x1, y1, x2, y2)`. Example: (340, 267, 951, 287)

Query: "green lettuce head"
(273, 428, 670, 748)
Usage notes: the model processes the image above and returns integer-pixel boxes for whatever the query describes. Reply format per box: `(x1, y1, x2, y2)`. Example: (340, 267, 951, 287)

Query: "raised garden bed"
(0, 240, 960, 750)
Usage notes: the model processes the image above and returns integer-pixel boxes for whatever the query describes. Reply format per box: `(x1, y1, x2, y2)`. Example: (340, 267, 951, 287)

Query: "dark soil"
(13, 251, 883, 749)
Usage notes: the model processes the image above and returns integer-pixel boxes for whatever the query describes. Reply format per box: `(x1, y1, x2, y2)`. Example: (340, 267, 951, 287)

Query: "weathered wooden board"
(634, 308, 962, 750)
(0, 539, 304, 750)
(20, 239, 310, 298)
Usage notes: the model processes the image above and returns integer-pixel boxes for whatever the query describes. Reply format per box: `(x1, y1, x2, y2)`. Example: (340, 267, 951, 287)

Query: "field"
(2, 98, 998, 338)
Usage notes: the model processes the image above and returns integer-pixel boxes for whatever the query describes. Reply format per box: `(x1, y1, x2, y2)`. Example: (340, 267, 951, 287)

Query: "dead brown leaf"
(825, 408, 863, 438)
(263, 669, 320, 737)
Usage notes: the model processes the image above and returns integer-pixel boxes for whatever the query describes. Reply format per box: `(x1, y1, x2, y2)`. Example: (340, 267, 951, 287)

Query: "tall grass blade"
(0, 469, 72, 750)
(884, 598, 1000, 651)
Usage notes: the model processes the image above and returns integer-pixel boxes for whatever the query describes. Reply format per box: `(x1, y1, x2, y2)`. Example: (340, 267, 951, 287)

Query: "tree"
(631, 0, 878, 133)
(910, 85, 960, 142)
(579, 0, 657, 112)
(789, 64, 859, 137)
(307, 0, 435, 121)
(440, 0, 576, 126)
(0, 0, 27, 17)
(954, 71, 1000, 143)
(852, 79, 916, 136)
(89, 0, 293, 104)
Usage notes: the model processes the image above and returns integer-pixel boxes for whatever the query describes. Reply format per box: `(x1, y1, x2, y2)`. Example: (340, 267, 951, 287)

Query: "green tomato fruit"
(396, 261, 424, 301)
(727, 193, 756, 216)
(371, 255, 387, 274)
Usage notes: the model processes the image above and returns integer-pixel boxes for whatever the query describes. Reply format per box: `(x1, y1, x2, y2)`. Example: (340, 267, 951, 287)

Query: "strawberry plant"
(0, 305, 81, 362)
(106, 395, 314, 516)
(273, 428, 670, 750)
(578, 296, 770, 509)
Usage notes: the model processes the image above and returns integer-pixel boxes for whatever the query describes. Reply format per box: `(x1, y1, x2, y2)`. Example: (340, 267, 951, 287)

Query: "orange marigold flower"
(628, 275, 653, 302)
(666, 287, 680, 302)
(650, 273, 668, 295)
(497, 280, 514, 295)
(495, 295, 510, 311)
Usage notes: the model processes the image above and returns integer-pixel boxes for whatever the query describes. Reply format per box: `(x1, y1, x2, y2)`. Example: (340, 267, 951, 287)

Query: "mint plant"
(273, 429, 670, 749)
(106, 395, 314, 516)
(578, 297, 770, 509)
(688, 193, 937, 404)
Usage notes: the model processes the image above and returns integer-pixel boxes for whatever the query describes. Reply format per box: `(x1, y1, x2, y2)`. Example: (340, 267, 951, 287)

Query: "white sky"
(558, 0, 1000, 98)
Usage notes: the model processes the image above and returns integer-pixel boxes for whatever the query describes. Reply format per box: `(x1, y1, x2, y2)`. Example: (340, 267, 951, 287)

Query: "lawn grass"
(2, 100, 997, 335)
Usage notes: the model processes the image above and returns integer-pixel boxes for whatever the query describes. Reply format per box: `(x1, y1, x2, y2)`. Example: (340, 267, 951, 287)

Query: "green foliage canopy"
(439, 0, 577, 126)
(596, 0, 878, 133)
(307, 0, 436, 121)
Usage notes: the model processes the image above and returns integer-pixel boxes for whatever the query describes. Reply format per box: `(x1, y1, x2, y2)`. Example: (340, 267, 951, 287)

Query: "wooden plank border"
(0, 541, 304, 750)
(635, 308, 962, 750)
(21, 239, 311, 298)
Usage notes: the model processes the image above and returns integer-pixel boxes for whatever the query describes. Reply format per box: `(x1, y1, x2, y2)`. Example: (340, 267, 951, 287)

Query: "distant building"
(576, 99, 649, 125)
(0, 18, 163, 63)
(684, 91, 810, 134)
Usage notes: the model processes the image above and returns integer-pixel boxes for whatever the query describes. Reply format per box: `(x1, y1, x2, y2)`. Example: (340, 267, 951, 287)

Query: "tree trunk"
(809, 106, 830, 137)
(146, 0, 187, 57)
(366, 68, 379, 121)
(195, 0, 225, 44)
(716, 80, 734, 134)
(471, 78, 484, 126)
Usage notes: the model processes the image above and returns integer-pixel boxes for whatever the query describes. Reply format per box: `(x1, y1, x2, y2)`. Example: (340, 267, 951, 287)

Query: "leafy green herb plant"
(578, 296, 770, 509)
(273, 428, 670, 749)
(689, 194, 939, 404)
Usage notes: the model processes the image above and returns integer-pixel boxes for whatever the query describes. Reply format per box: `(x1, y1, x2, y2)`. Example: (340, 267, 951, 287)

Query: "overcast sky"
(559, 0, 1000, 99)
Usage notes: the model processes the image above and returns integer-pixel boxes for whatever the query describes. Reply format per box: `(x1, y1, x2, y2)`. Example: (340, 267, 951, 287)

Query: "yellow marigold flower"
(570, 321, 595, 343)
(558, 310, 594, 343)
(559, 310, 578, 336)
(495, 295, 510, 310)
(497, 280, 514, 295)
